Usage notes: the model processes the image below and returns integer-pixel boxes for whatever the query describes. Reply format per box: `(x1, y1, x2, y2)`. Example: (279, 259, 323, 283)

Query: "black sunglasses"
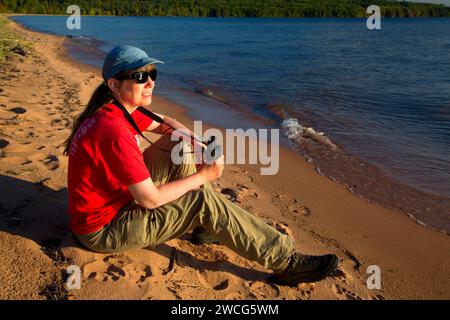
(115, 69, 157, 83)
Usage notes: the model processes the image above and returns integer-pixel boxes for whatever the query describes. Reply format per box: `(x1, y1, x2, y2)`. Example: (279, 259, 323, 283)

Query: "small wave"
(66, 35, 100, 46)
(266, 103, 290, 121)
(197, 87, 215, 98)
(194, 87, 235, 108)
(75, 35, 94, 41)
(281, 118, 304, 141)
(281, 117, 338, 149)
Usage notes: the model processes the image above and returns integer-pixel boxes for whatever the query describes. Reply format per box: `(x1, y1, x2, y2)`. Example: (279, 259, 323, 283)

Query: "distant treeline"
(1, 0, 449, 18)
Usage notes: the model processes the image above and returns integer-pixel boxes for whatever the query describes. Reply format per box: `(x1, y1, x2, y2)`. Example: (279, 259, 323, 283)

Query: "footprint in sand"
(1, 115, 22, 125)
(235, 184, 259, 203)
(9, 107, 27, 114)
(197, 270, 232, 291)
(106, 264, 126, 281)
(266, 221, 294, 239)
(43, 155, 60, 170)
(230, 168, 254, 184)
(331, 259, 384, 299)
(124, 264, 152, 284)
(272, 194, 311, 217)
(332, 284, 363, 300)
(51, 119, 62, 126)
(0, 139, 10, 149)
(330, 262, 355, 285)
(331, 268, 351, 285)
(82, 261, 106, 280)
(332, 259, 363, 300)
(224, 291, 244, 299)
(341, 249, 362, 272)
(218, 185, 258, 204)
(297, 283, 316, 299)
(82, 254, 152, 284)
(220, 188, 239, 202)
(244, 281, 281, 299)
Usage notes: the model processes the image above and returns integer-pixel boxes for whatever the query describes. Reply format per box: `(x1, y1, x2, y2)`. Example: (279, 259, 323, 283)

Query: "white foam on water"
(304, 127, 338, 149)
(281, 118, 304, 142)
(281, 117, 337, 149)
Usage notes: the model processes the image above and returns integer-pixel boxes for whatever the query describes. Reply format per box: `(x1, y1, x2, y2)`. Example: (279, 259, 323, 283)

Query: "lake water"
(11, 16, 450, 233)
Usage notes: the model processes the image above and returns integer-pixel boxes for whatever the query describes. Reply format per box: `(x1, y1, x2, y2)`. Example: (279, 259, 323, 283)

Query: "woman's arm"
(128, 155, 224, 209)
(145, 113, 207, 166)
(145, 113, 204, 147)
(143, 112, 164, 133)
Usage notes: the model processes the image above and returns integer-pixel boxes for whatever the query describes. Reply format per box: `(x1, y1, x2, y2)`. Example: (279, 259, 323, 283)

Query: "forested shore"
(1, 0, 449, 18)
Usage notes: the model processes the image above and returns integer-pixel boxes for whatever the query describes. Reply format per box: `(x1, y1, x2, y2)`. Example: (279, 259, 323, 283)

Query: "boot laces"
(288, 253, 322, 271)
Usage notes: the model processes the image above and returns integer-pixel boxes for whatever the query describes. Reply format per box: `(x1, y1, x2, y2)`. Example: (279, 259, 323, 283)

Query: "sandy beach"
(1, 15, 450, 300)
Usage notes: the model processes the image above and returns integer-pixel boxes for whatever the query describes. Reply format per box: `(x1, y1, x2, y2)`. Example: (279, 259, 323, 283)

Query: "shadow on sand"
(0, 174, 273, 291)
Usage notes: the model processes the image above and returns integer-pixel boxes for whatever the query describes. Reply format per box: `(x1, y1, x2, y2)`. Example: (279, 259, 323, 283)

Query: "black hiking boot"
(270, 252, 339, 286)
(190, 227, 220, 245)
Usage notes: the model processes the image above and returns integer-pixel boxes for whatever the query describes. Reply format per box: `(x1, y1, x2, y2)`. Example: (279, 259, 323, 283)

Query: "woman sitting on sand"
(63, 45, 338, 286)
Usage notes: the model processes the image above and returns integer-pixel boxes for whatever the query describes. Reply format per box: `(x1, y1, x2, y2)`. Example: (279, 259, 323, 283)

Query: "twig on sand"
(162, 248, 179, 276)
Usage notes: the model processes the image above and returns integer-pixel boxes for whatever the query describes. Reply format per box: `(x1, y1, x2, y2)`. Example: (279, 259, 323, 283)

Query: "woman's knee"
(193, 188, 224, 213)
(184, 188, 215, 209)
(194, 187, 214, 198)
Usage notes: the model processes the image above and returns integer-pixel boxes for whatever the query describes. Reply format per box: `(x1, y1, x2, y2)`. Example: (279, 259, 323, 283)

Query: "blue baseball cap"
(102, 45, 164, 82)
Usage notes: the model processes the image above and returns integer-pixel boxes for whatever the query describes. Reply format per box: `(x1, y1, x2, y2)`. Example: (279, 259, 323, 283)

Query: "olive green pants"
(75, 135, 294, 272)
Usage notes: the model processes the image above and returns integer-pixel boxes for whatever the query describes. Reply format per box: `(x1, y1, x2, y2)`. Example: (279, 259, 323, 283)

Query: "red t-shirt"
(68, 103, 153, 235)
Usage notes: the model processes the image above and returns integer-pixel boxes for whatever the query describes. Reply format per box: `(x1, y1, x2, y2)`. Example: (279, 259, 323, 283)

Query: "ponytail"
(63, 82, 113, 156)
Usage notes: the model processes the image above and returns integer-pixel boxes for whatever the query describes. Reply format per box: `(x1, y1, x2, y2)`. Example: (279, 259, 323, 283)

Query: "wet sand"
(1, 15, 450, 300)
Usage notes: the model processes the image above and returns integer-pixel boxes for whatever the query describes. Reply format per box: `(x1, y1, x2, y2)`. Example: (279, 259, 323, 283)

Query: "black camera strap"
(112, 99, 216, 158)
(111, 99, 200, 155)
(137, 105, 164, 124)
(112, 99, 156, 147)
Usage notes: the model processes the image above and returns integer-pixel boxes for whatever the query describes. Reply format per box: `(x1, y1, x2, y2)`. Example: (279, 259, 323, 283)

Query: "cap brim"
(127, 57, 164, 71)
(104, 57, 164, 81)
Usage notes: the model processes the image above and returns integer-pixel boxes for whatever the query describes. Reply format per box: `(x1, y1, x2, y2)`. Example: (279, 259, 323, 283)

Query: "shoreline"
(33, 13, 450, 236)
(5, 12, 450, 19)
(181, 85, 450, 235)
(1, 14, 450, 299)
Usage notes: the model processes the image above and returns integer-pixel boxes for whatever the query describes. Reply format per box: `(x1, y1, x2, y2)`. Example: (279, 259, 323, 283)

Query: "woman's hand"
(198, 154, 224, 182)
(193, 140, 207, 166)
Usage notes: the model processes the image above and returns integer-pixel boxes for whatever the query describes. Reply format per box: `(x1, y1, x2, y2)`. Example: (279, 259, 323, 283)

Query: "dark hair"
(63, 64, 155, 156)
